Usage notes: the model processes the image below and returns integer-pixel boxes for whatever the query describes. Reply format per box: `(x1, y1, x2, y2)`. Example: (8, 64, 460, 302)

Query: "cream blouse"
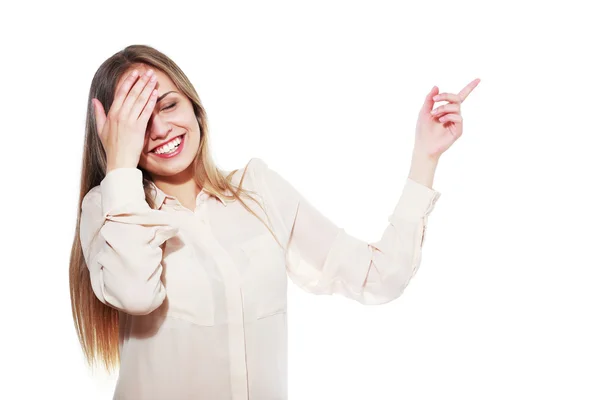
(79, 157, 441, 400)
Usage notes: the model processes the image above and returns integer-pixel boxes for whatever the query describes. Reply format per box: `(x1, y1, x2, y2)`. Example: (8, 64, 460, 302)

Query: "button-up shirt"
(79, 157, 442, 399)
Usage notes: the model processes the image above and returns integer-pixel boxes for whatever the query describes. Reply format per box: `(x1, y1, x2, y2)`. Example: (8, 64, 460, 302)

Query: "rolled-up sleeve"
(252, 158, 441, 305)
(79, 168, 179, 315)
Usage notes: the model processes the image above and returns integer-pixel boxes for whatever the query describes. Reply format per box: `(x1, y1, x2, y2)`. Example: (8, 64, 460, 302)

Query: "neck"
(150, 164, 201, 207)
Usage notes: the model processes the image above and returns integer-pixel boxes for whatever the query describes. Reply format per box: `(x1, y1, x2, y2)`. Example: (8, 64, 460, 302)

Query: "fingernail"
(433, 95, 440, 101)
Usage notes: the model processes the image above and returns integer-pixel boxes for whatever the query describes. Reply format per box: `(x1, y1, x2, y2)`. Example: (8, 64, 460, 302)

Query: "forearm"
(408, 150, 439, 189)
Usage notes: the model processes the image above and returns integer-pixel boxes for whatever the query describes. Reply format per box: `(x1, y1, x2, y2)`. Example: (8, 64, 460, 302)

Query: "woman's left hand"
(414, 78, 480, 161)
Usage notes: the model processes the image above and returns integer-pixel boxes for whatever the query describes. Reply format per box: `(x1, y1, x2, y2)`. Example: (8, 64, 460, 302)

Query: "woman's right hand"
(91, 69, 159, 173)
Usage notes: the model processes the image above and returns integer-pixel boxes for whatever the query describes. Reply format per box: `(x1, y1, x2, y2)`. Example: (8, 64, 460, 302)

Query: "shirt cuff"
(390, 178, 442, 220)
(100, 168, 147, 216)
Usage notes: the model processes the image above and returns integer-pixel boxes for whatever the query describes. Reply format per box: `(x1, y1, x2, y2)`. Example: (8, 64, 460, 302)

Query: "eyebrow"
(157, 91, 177, 102)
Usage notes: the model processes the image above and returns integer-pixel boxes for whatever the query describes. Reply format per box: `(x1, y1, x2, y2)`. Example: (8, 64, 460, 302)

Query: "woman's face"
(114, 64, 200, 178)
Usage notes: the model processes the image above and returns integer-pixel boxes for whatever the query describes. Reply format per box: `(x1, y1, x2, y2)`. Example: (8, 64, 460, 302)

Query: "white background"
(1, 0, 599, 399)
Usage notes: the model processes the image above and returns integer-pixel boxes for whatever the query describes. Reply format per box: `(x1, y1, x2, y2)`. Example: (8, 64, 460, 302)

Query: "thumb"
(91, 98, 107, 139)
(419, 85, 439, 116)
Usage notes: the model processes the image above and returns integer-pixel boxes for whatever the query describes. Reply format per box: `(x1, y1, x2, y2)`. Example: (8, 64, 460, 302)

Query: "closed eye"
(162, 102, 176, 111)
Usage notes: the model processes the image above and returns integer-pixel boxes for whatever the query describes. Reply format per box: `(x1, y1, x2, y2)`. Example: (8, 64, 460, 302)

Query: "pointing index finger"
(458, 78, 481, 102)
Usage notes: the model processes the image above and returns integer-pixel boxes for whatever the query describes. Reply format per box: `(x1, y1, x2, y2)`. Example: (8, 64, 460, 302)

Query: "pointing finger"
(458, 78, 481, 102)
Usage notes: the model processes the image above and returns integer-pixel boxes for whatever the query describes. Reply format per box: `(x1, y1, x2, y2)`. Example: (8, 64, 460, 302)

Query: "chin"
(149, 159, 195, 177)
(139, 154, 197, 177)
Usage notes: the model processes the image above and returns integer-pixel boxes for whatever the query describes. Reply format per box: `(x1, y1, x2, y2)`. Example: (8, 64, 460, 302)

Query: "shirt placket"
(192, 195, 250, 400)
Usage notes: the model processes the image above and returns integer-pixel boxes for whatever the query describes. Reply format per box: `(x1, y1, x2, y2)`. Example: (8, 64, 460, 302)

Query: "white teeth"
(154, 136, 182, 154)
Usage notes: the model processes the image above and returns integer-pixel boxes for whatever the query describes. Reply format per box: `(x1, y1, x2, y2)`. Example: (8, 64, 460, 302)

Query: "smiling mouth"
(151, 133, 185, 154)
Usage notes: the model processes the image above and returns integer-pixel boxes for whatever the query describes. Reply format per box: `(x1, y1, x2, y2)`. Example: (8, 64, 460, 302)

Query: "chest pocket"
(158, 234, 215, 327)
(241, 233, 288, 320)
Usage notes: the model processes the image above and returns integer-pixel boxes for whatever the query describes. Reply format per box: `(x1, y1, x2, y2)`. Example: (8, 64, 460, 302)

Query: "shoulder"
(233, 157, 270, 181)
(221, 157, 267, 192)
(239, 157, 278, 195)
(247, 157, 277, 186)
(248, 157, 268, 172)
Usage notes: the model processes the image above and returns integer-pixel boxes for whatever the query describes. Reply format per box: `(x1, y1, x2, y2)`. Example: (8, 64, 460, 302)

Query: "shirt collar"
(148, 180, 230, 210)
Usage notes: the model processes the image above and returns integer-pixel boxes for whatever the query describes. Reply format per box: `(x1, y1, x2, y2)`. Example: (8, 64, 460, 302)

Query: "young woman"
(69, 44, 479, 399)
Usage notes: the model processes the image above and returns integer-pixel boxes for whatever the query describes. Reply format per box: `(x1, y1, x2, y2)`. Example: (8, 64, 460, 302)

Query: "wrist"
(408, 151, 438, 189)
(411, 147, 440, 163)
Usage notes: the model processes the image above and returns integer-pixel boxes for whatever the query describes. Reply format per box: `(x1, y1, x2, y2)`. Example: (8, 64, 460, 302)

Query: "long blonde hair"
(69, 44, 279, 373)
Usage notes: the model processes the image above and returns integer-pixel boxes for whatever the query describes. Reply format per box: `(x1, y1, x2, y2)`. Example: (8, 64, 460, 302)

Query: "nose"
(147, 114, 173, 141)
